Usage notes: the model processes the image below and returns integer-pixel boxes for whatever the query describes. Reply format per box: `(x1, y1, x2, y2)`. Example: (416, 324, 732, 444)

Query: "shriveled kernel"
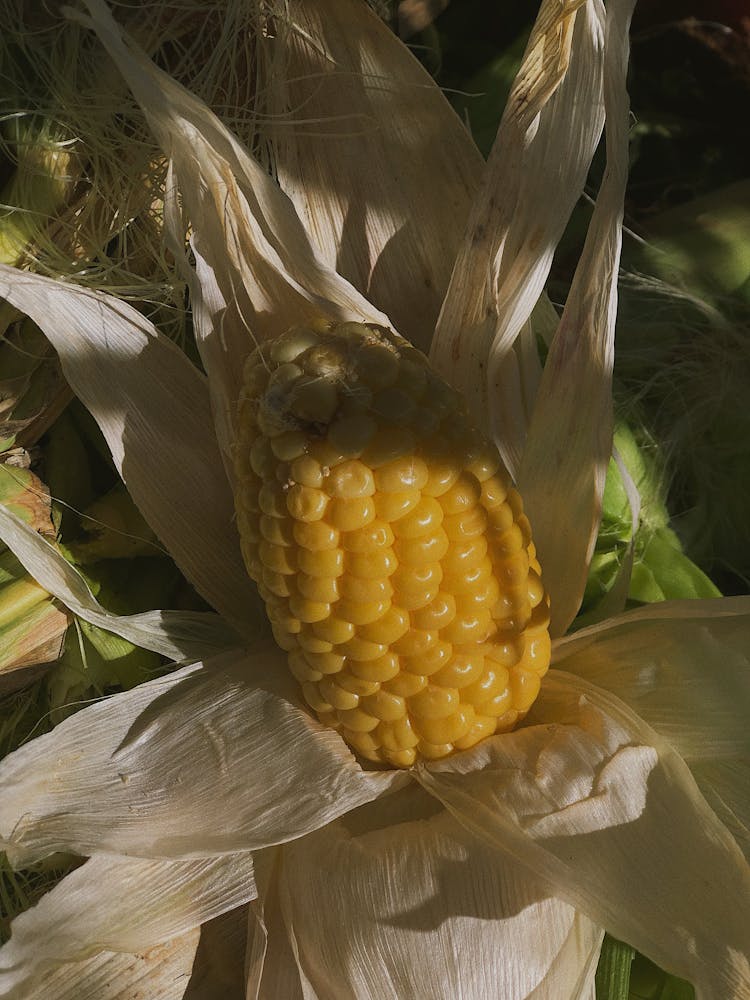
(271, 430, 308, 462)
(361, 427, 416, 468)
(328, 413, 378, 458)
(233, 320, 551, 769)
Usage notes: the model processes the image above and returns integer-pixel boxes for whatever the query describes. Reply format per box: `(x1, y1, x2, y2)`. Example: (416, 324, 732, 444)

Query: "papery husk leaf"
(0, 852, 255, 998)
(18, 931, 200, 1000)
(417, 670, 750, 1000)
(518, 0, 635, 636)
(264, 790, 602, 1000)
(266, 0, 483, 354)
(554, 596, 750, 858)
(0, 502, 235, 662)
(0, 646, 407, 866)
(76, 0, 389, 463)
(430, 0, 604, 474)
(0, 264, 263, 636)
(0, 586, 69, 691)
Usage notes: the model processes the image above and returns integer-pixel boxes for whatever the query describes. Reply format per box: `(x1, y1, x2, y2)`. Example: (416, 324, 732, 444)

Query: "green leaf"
(596, 935, 634, 1000)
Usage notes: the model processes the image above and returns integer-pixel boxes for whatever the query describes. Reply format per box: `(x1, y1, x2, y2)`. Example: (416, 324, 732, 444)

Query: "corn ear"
(234, 321, 550, 767)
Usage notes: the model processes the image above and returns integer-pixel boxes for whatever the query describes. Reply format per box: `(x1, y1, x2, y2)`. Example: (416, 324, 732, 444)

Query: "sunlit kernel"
(346, 547, 398, 578)
(339, 637, 389, 662)
(409, 684, 460, 720)
(349, 652, 400, 682)
(336, 598, 391, 626)
(286, 484, 328, 522)
(341, 520, 395, 552)
(297, 547, 344, 577)
(394, 530, 450, 565)
(326, 460, 375, 499)
(374, 455, 429, 492)
(383, 671, 427, 698)
(433, 649, 484, 689)
(416, 705, 475, 745)
(374, 489, 421, 522)
(392, 496, 444, 538)
(412, 592, 457, 631)
(329, 496, 376, 531)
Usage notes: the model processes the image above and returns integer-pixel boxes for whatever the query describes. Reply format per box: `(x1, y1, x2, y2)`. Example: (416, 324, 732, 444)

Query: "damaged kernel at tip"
(233, 320, 551, 767)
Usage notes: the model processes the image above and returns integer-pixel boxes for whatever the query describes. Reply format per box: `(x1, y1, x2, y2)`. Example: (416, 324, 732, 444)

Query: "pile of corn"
(235, 321, 551, 767)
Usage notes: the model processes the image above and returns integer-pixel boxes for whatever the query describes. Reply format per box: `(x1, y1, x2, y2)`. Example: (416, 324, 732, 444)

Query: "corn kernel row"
(234, 321, 550, 767)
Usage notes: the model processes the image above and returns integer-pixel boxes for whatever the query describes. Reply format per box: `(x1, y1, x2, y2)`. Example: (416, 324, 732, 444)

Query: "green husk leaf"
(595, 934, 634, 1000)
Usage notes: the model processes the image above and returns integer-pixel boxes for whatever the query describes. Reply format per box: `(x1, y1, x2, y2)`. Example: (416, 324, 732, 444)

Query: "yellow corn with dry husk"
(234, 321, 550, 767)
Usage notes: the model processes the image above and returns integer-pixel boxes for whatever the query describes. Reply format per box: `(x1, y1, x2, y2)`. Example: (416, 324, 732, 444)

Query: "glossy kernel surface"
(234, 321, 551, 767)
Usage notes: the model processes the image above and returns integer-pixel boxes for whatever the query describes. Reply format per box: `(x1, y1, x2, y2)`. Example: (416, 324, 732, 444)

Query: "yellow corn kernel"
(233, 320, 550, 767)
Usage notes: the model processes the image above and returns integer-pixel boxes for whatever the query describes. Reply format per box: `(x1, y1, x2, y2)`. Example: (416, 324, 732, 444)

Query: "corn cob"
(234, 321, 550, 767)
